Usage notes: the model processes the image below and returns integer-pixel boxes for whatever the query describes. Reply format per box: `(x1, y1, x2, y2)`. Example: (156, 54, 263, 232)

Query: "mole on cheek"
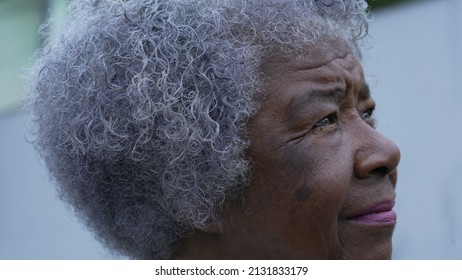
(294, 187, 311, 203)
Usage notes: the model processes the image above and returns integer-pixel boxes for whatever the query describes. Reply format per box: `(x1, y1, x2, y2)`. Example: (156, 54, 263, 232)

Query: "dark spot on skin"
(294, 187, 311, 202)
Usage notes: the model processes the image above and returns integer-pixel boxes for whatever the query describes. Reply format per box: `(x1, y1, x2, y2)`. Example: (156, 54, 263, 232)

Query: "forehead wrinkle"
(292, 52, 350, 72)
(262, 48, 350, 81)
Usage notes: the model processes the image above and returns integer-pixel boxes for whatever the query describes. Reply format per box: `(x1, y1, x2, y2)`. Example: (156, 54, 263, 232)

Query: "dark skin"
(174, 38, 401, 259)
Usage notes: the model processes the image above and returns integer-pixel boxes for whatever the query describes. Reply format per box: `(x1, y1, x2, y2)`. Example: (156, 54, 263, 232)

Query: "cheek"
(283, 143, 353, 222)
(246, 140, 353, 258)
(254, 146, 348, 218)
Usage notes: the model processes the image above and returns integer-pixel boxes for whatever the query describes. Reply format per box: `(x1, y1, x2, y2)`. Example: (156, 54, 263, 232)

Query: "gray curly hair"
(26, 0, 369, 259)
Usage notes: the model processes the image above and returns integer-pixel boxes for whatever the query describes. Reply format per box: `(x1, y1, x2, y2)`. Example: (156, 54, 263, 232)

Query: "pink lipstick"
(349, 201, 396, 226)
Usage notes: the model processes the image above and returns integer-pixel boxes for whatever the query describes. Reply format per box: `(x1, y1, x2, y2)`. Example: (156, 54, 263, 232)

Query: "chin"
(338, 225, 395, 259)
(343, 243, 393, 260)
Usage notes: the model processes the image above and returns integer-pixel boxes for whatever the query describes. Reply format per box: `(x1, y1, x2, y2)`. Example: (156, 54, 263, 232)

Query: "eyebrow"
(287, 82, 371, 115)
(289, 86, 346, 113)
(310, 88, 347, 103)
(359, 83, 371, 100)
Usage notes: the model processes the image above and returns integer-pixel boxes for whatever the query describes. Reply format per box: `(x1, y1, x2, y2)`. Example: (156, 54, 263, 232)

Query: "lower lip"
(351, 210, 397, 226)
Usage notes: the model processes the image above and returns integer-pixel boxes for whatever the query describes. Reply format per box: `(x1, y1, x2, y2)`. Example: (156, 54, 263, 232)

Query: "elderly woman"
(27, 0, 400, 259)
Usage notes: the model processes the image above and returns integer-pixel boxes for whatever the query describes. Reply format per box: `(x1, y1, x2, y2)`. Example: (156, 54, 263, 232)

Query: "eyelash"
(361, 107, 376, 128)
(361, 108, 374, 119)
(314, 112, 338, 129)
(313, 107, 376, 130)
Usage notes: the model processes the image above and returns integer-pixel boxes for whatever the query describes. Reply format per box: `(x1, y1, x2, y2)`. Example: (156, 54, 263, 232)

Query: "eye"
(361, 107, 374, 119)
(314, 112, 338, 129)
(361, 107, 376, 127)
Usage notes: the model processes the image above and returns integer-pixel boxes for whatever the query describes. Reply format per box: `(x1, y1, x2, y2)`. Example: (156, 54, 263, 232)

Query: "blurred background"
(0, 0, 461, 259)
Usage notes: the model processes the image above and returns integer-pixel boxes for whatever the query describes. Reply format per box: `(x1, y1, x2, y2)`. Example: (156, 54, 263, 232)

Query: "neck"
(173, 230, 226, 259)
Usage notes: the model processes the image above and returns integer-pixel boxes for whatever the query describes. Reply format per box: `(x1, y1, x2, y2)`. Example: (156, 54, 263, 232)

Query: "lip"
(348, 200, 397, 226)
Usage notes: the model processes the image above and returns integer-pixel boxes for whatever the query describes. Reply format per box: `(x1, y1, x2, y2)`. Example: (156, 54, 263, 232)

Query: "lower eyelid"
(365, 118, 377, 128)
(312, 122, 338, 134)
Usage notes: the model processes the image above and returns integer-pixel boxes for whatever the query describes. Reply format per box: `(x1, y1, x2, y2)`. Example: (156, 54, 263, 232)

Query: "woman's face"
(220, 38, 401, 259)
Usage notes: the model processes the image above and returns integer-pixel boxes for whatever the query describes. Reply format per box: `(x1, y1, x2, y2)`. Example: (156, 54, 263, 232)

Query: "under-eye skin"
(287, 111, 338, 144)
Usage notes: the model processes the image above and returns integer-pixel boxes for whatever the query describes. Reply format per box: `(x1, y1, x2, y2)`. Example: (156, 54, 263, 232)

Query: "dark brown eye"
(361, 108, 374, 119)
(361, 108, 376, 128)
(315, 113, 337, 128)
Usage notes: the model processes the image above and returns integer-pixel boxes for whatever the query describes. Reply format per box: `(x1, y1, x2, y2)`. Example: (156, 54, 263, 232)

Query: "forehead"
(262, 38, 356, 74)
(261, 38, 364, 92)
(255, 38, 368, 121)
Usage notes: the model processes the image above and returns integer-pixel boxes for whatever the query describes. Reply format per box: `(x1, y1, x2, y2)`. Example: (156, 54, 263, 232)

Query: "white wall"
(363, 0, 462, 259)
(0, 0, 461, 259)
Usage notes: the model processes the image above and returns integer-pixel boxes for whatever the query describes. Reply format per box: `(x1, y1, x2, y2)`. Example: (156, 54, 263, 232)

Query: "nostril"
(372, 166, 389, 177)
(354, 145, 399, 179)
(353, 128, 401, 179)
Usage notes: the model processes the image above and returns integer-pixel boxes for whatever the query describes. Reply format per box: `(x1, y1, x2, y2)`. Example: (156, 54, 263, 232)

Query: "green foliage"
(0, 0, 44, 114)
(367, 0, 422, 10)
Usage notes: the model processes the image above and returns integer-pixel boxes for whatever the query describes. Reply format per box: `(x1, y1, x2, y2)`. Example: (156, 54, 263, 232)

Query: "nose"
(353, 127, 401, 180)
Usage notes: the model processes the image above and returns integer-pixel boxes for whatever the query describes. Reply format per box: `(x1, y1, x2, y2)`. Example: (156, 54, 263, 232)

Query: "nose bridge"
(353, 123, 401, 179)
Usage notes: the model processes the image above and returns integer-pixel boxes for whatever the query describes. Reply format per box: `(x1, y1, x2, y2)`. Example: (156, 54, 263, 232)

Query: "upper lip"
(347, 200, 395, 220)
